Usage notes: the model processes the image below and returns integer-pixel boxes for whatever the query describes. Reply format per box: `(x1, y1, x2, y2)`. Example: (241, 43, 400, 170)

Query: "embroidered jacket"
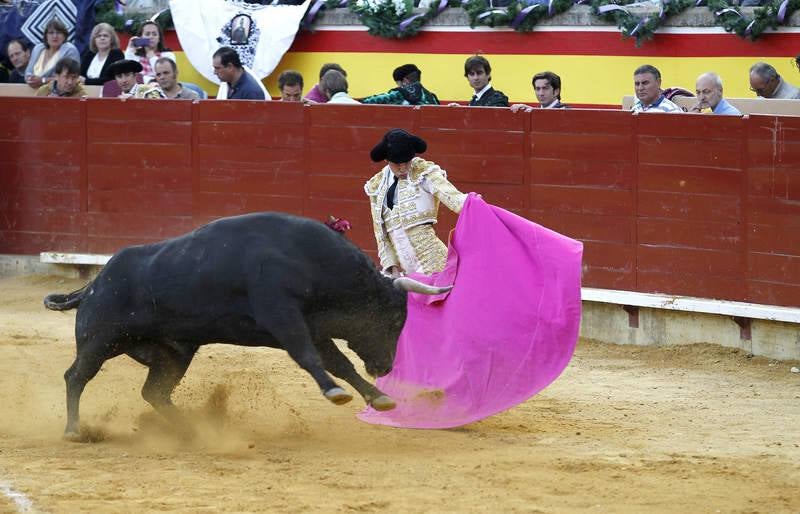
(364, 158, 467, 271)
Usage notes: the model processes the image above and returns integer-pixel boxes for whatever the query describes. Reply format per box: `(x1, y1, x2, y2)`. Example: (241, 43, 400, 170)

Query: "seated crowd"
(2, 17, 800, 112)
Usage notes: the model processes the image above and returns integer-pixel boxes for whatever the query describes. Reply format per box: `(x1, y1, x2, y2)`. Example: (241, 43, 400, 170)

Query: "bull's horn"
(393, 277, 454, 295)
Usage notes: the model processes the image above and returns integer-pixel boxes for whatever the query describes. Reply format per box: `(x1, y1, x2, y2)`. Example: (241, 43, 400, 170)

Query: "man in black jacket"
(464, 55, 508, 107)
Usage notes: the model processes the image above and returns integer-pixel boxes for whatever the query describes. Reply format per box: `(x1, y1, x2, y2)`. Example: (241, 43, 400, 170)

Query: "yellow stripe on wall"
(176, 51, 800, 105)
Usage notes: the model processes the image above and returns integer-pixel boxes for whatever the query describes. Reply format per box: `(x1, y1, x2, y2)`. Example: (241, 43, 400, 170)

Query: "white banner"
(169, 0, 311, 84)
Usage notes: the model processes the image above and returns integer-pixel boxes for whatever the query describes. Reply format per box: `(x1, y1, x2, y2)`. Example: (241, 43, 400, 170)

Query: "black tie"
(471, 94, 478, 105)
(386, 176, 399, 210)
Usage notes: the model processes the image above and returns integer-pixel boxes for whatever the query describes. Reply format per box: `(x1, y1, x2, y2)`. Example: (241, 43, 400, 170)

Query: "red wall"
(1, 97, 798, 307)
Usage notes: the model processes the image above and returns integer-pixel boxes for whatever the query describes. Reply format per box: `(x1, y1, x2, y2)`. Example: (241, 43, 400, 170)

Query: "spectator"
(5, 38, 31, 84)
(795, 54, 800, 74)
(631, 64, 682, 113)
(154, 57, 198, 100)
(80, 22, 124, 86)
(321, 69, 359, 104)
(278, 70, 303, 101)
(124, 20, 176, 82)
(511, 71, 567, 112)
(212, 46, 265, 100)
(35, 57, 86, 97)
(690, 72, 741, 115)
(108, 59, 165, 98)
(462, 55, 508, 107)
(749, 62, 800, 99)
(24, 18, 80, 89)
(304, 63, 346, 103)
(361, 64, 440, 105)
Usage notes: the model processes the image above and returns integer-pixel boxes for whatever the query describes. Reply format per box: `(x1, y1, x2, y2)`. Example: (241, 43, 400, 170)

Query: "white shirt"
(86, 53, 106, 79)
(473, 83, 492, 102)
(328, 92, 360, 104)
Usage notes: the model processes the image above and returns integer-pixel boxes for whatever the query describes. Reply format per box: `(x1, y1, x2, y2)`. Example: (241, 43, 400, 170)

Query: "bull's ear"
(393, 277, 453, 295)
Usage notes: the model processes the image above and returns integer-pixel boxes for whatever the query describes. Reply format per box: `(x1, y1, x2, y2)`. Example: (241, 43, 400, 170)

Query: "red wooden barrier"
(0, 97, 797, 308)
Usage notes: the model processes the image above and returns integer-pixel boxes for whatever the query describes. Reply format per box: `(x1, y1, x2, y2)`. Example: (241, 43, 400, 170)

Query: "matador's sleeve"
(424, 164, 468, 214)
(364, 174, 400, 271)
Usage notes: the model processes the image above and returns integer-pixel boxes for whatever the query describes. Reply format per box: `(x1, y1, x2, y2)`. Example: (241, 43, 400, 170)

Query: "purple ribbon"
(477, 8, 508, 19)
(510, 3, 541, 28)
(628, 19, 644, 36)
(115, 0, 125, 15)
(597, 4, 630, 15)
(399, 13, 426, 31)
(659, 0, 668, 19)
(304, 0, 326, 25)
(694, 0, 704, 5)
(715, 7, 742, 18)
(436, 0, 449, 14)
(744, 19, 755, 36)
(776, 0, 789, 23)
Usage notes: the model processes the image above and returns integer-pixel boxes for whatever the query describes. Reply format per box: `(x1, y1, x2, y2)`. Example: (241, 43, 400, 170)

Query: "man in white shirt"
(631, 64, 682, 113)
(321, 69, 359, 104)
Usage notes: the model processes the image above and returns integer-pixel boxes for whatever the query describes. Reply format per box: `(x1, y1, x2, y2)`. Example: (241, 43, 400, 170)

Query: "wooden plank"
(87, 119, 192, 145)
(638, 191, 740, 222)
(86, 213, 195, 240)
(196, 122, 305, 148)
(747, 281, 800, 309)
(0, 118, 82, 142)
(2, 163, 82, 189)
(430, 155, 524, 185)
(89, 165, 192, 192)
(194, 169, 305, 197)
(638, 136, 742, 169)
(638, 245, 742, 275)
(637, 271, 745, 301)
(531, 133, 633, 161)
(638, 164, 743, 196)
(307, 125, 388, 151)
(88, 142, 192, 168)
(531, 158, 634, 188)
(308, 103, 416, 127)
(196, 100, 304, 124)
(531, 211, 634, 244)
(416, 128, 524, 156)
(531, 185, 634, 216)
(531, 108, 632, 134)
(0, 141, 82, 165)
(636, 111, 744, 139)
(89, 191, 192, 216)
(0, 209, 83, 233)
(193, 145, 304, 171)
(748, 252, 800, 285)
(638, 218, 741, 251)
(87, 97, 192, 121)
(418, 105, 525, 131)
(749, 223, 800, 256)
(192, 192, 305, 218)
(748, 167, 800, 201)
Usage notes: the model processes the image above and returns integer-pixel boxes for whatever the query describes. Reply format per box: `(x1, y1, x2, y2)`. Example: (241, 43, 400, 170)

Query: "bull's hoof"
(370, 395, 396, 411)
(63, 430, 82, 442)
(324, 387, 353, 405)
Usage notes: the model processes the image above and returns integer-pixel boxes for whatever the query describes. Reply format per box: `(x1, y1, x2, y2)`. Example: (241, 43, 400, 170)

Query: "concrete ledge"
(40, 252, 112, 266)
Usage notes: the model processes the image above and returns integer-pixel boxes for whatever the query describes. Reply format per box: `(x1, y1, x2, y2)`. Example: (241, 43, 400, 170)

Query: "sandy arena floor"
(0, 275, 798, 514)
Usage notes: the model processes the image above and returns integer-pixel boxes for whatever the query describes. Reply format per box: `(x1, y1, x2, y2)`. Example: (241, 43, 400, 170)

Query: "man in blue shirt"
(212, 46, 265, 100)
(690, 72, 741, 115)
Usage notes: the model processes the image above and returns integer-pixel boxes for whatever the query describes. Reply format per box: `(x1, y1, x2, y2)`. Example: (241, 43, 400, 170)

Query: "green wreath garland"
(592, 0, 694, 45)
(706, 0, 800, 40)
(463, 0, 576, 31)
(349, 0, 458, 38)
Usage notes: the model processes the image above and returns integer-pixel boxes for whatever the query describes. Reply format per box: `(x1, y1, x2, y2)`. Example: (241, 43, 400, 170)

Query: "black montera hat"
(392, 64, 420, 82)
(107, 59, 143, 77)
(370, 129, 427, 163)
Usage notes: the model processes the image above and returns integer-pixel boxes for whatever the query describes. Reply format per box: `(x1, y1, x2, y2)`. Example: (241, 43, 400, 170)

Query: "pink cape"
(357, 193, 583, 429)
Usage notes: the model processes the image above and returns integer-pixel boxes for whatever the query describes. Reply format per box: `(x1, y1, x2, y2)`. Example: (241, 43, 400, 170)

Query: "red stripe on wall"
(162, 29, 798, 58)
(287, 30, 800, 57)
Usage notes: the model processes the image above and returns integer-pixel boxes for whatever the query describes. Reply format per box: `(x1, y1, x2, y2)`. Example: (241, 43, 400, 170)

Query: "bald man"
(691, 72, 741, 115)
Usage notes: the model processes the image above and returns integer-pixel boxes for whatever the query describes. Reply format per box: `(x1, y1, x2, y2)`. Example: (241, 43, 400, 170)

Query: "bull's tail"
(44, 282, 92, 311)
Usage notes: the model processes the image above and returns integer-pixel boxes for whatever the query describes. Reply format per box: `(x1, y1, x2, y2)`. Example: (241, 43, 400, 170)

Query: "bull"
(44, 212, 450, 439)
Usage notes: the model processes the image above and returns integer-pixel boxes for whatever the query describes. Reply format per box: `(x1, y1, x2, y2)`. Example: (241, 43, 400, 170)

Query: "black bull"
(44, 212, 451, 439)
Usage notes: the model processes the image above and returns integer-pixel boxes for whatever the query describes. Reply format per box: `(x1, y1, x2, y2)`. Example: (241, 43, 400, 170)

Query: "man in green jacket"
(361, 64, 439, 106)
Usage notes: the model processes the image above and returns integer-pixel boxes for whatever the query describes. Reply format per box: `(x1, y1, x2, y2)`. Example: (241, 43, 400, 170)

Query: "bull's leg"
(317, 341, 396, 411)
(253, 307, 344, 404)
(135, 345, 196, 429)
(64, 341, 120, 440)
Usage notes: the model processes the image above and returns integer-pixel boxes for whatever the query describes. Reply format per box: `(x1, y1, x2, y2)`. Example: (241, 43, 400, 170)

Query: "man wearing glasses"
(748, 62, 800, 99)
